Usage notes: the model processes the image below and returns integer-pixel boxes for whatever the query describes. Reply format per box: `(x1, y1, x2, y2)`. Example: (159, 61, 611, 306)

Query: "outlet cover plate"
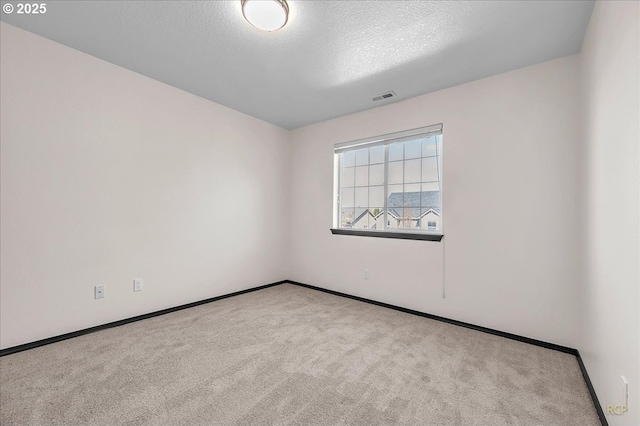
(133, 279, 143, 292)
(94, 285, 104, 299)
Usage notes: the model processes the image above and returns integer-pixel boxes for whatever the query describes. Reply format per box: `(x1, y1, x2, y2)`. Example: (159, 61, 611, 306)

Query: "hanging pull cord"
(442, 236, 446, 299)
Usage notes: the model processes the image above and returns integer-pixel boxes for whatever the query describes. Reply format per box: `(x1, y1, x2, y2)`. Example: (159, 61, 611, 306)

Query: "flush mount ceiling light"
(241, 0, 289, 32)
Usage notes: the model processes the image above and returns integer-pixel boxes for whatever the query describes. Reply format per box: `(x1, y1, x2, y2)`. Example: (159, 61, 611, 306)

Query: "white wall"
(289, 55, 582, 348)
(0, 23, 290, 350)
(3, 12, 638, 423)
(579, 2, 640, 425)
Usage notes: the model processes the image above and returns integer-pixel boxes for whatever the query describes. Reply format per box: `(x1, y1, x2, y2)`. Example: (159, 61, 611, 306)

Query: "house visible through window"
(333, 124, 442, 239)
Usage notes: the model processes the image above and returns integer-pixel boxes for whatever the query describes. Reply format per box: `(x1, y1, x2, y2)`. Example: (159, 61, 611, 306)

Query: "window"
(332, 124, 443, 241)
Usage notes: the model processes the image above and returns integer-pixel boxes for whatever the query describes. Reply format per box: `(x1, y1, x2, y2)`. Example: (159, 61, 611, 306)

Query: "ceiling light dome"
(242, 0, 289, 32)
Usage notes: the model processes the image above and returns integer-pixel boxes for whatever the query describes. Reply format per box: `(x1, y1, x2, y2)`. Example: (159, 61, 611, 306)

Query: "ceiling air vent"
(372, 91, 396, 102)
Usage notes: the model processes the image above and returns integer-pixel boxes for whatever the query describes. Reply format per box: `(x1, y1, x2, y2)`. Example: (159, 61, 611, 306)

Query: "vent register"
(372, 91, 396, 101)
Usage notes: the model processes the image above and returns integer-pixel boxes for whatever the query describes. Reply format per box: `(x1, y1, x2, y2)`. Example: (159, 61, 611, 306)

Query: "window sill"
(330, 228, 443, 241)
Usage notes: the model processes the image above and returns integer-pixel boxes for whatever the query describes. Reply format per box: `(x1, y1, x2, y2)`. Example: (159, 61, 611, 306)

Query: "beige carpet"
(1, 283, 599, 425)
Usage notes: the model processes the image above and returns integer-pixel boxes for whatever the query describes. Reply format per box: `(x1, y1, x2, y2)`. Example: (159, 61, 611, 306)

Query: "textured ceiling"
(1, 1, 594, 129)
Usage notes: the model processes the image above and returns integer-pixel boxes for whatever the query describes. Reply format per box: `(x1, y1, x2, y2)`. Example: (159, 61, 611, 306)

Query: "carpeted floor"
(1, 283, 599, 425)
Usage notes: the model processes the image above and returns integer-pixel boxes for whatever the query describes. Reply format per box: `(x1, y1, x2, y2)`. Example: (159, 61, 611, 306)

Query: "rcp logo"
(606, 404, 628, 415)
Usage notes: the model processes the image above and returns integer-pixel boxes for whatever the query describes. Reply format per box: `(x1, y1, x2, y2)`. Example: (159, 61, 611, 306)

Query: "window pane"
(403, 184, 421, 207)
(353, 208, 367, 228)
(369, 186, 384, 207)
(399, 205, 418, 229)
(355, 187, 368, 207)
(343, 151, 356, 167)
(389, 142, 403, 161)
(370, 207, 383, 230)
(352, 208, 369, 229)
(370, 146, 384, 164)
(422, 136, 438, 157)
(405, 159, 421, 183)
(370, 164, 384, 186)
(421, 188, 440, 208)
(388, 161, 403, 184)
(340, 187, 354, 207)
(355, 166, 369, 186)
(405, 139, 421, 159)
(421, 182, 440, 193)
(355, 148, 369, 166)
(422, 157, 439, 182)
(387, 184, 404, 213)
(341, 166, 355, 187)
(421, 209, 440, 231)
(360, 214, 371, 229)
(341, 208, 355, 227)
(422, 191, 440, 212)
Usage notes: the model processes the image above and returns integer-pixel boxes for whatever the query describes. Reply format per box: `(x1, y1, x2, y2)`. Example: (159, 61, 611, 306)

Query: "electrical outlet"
(94, 285, 104, 299)
(622, 375, 628, 406)
(364, 269, 369, 280)
(133, 278, 143, 292)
